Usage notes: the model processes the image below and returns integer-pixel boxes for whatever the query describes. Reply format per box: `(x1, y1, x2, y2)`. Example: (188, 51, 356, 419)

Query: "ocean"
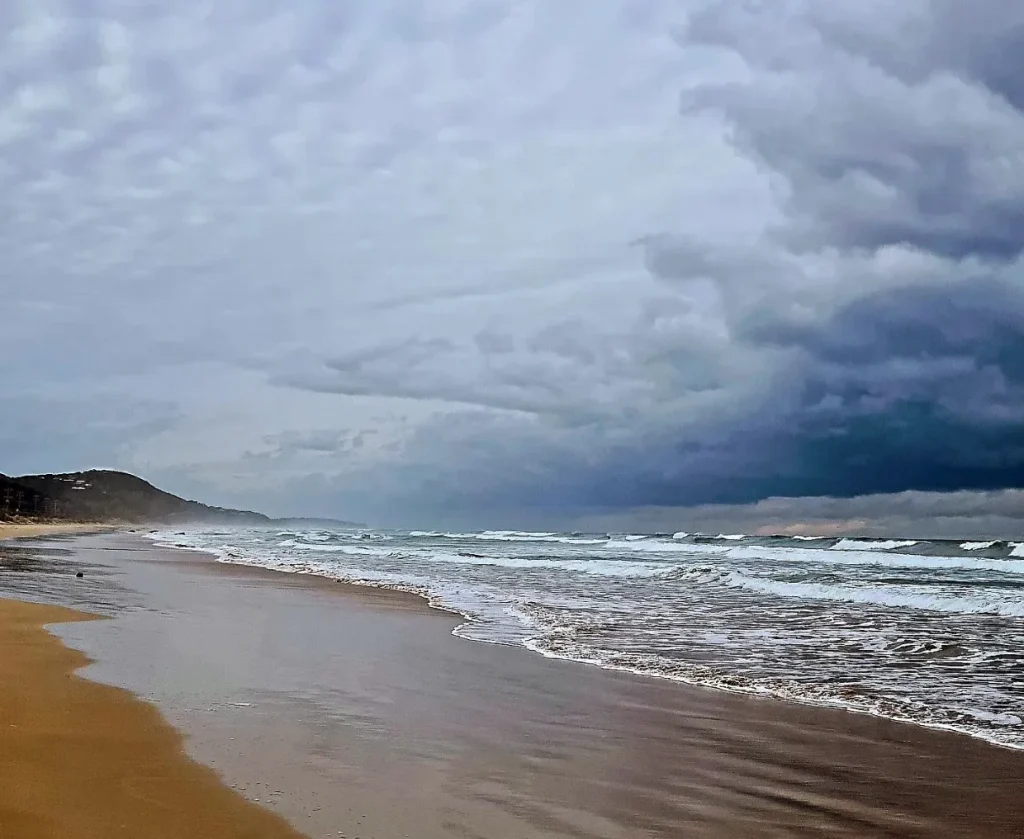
(150, 527, 1024, 750)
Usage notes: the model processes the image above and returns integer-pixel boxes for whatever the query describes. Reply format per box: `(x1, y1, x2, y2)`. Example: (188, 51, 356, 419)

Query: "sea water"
(149, 528, 1024, 749)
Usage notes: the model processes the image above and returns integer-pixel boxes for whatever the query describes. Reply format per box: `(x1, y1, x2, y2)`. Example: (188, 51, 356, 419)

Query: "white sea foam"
(715, 533, 746, 540)
(147, 526, 1024, 752)
(500, 535, 608, 545)
(723, 572, 1024, 617)
(723, 544, 1024, 574)
(286, 543, 397, 557)
(832, 539, 918, 551)
(603, 539, 701, 553)
(961, 541, 998, 551)
(672, 532, 689, 540)
(417, 552, 676, 578)
(521, 632, 1024, 751)
(1010, 543, 1024, 558)
(435, 530, 606, 544)
(960, 709, 1023, 726)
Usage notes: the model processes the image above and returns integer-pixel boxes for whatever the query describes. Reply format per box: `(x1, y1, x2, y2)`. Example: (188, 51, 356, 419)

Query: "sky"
(2, 0, 1024, 536)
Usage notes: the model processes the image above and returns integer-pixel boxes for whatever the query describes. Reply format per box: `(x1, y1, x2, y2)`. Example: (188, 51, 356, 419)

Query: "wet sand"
(6, 532, 1024, 838)
(0, 598, 305, 839)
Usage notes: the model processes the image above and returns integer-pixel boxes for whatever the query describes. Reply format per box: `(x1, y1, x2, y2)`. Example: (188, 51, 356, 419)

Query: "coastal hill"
(274, 516, 367, 529)
(1, 470, 269, 525)
(0, 474, 54, 519)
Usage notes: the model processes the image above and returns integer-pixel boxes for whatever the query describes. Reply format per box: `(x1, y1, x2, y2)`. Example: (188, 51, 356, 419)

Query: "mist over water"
(151, 527, 1024, 749)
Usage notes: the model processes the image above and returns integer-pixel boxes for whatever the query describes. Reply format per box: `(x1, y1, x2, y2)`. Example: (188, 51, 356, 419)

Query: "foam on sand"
(149, 526, 1024, 752)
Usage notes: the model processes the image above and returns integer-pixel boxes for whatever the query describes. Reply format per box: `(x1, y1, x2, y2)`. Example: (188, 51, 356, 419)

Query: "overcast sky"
(3, 1, 1024, 535)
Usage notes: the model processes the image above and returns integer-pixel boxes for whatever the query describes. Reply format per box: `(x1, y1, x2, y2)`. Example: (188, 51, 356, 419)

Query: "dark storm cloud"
(302, 0, 1024, 523)
(291, 263, 1024, 523)
(573, 489, 1024, 541)
(5, 0, 1024, 530)
(653, 1, 1024, 506)
(683, 1, 1024, 261)
(532, 278, 1024, 512)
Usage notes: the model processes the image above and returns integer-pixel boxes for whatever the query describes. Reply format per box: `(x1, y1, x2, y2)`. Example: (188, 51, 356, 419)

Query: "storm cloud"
(2, 1, 1023, 533)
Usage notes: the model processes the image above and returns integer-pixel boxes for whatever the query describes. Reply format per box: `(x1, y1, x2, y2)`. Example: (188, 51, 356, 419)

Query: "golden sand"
(0, 523, 112, 541)
(0, 599, 305, 839)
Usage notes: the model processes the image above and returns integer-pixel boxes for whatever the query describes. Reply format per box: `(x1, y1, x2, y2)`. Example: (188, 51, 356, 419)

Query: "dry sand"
(0, 598, 304, 839)
(0, 522, 111, 541)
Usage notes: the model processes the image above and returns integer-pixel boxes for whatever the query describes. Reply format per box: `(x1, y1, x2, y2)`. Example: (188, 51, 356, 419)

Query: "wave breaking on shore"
(149, 527, 1024, 751)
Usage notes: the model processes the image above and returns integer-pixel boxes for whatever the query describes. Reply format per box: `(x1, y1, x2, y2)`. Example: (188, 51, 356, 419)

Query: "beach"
(0, 597, 304, 839)
(0, 522, 111, 540)
(3, 532, 1024, 838)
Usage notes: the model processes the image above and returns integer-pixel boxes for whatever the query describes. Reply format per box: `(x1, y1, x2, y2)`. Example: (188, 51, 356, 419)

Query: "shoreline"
(10, 531, 1024, 838)
(157, 533, 1024, 754)
(0, 597, 303, 839)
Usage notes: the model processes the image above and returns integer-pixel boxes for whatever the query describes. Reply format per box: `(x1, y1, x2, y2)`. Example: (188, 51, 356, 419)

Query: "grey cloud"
(529, 322, 599, 365)
(474, 330, 515, 356)
(5, 0, 1024, 531)
(571, 489, 1024, 541)
(279, 262, 1024, 520)
(0, 393, 182, 476)
(683, 1, 1024, 261)
(258, 429, 377, 458)
(287, 0, 1024, 522)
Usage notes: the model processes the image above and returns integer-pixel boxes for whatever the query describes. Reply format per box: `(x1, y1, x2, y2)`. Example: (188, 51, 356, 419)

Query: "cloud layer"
(2, 1, 1023, 532)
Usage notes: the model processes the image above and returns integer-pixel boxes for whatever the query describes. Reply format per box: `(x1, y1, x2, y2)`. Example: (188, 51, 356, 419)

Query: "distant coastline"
(0, 469, 268, 526)
(270, 516, 368, 529)
(0, 469, 372, 533)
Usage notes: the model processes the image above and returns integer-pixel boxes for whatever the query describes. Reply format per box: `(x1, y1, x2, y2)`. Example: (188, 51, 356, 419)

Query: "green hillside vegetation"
(0, 474, 56, 518)
(0, 470, 268, 525)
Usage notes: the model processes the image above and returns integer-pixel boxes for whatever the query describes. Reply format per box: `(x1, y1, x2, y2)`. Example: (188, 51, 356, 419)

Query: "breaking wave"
(832, 539, 919, 551)
(149, 525, 1024, 751)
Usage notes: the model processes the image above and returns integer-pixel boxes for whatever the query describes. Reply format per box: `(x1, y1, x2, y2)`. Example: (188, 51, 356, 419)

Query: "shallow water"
(151, 527, 1024, 749)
